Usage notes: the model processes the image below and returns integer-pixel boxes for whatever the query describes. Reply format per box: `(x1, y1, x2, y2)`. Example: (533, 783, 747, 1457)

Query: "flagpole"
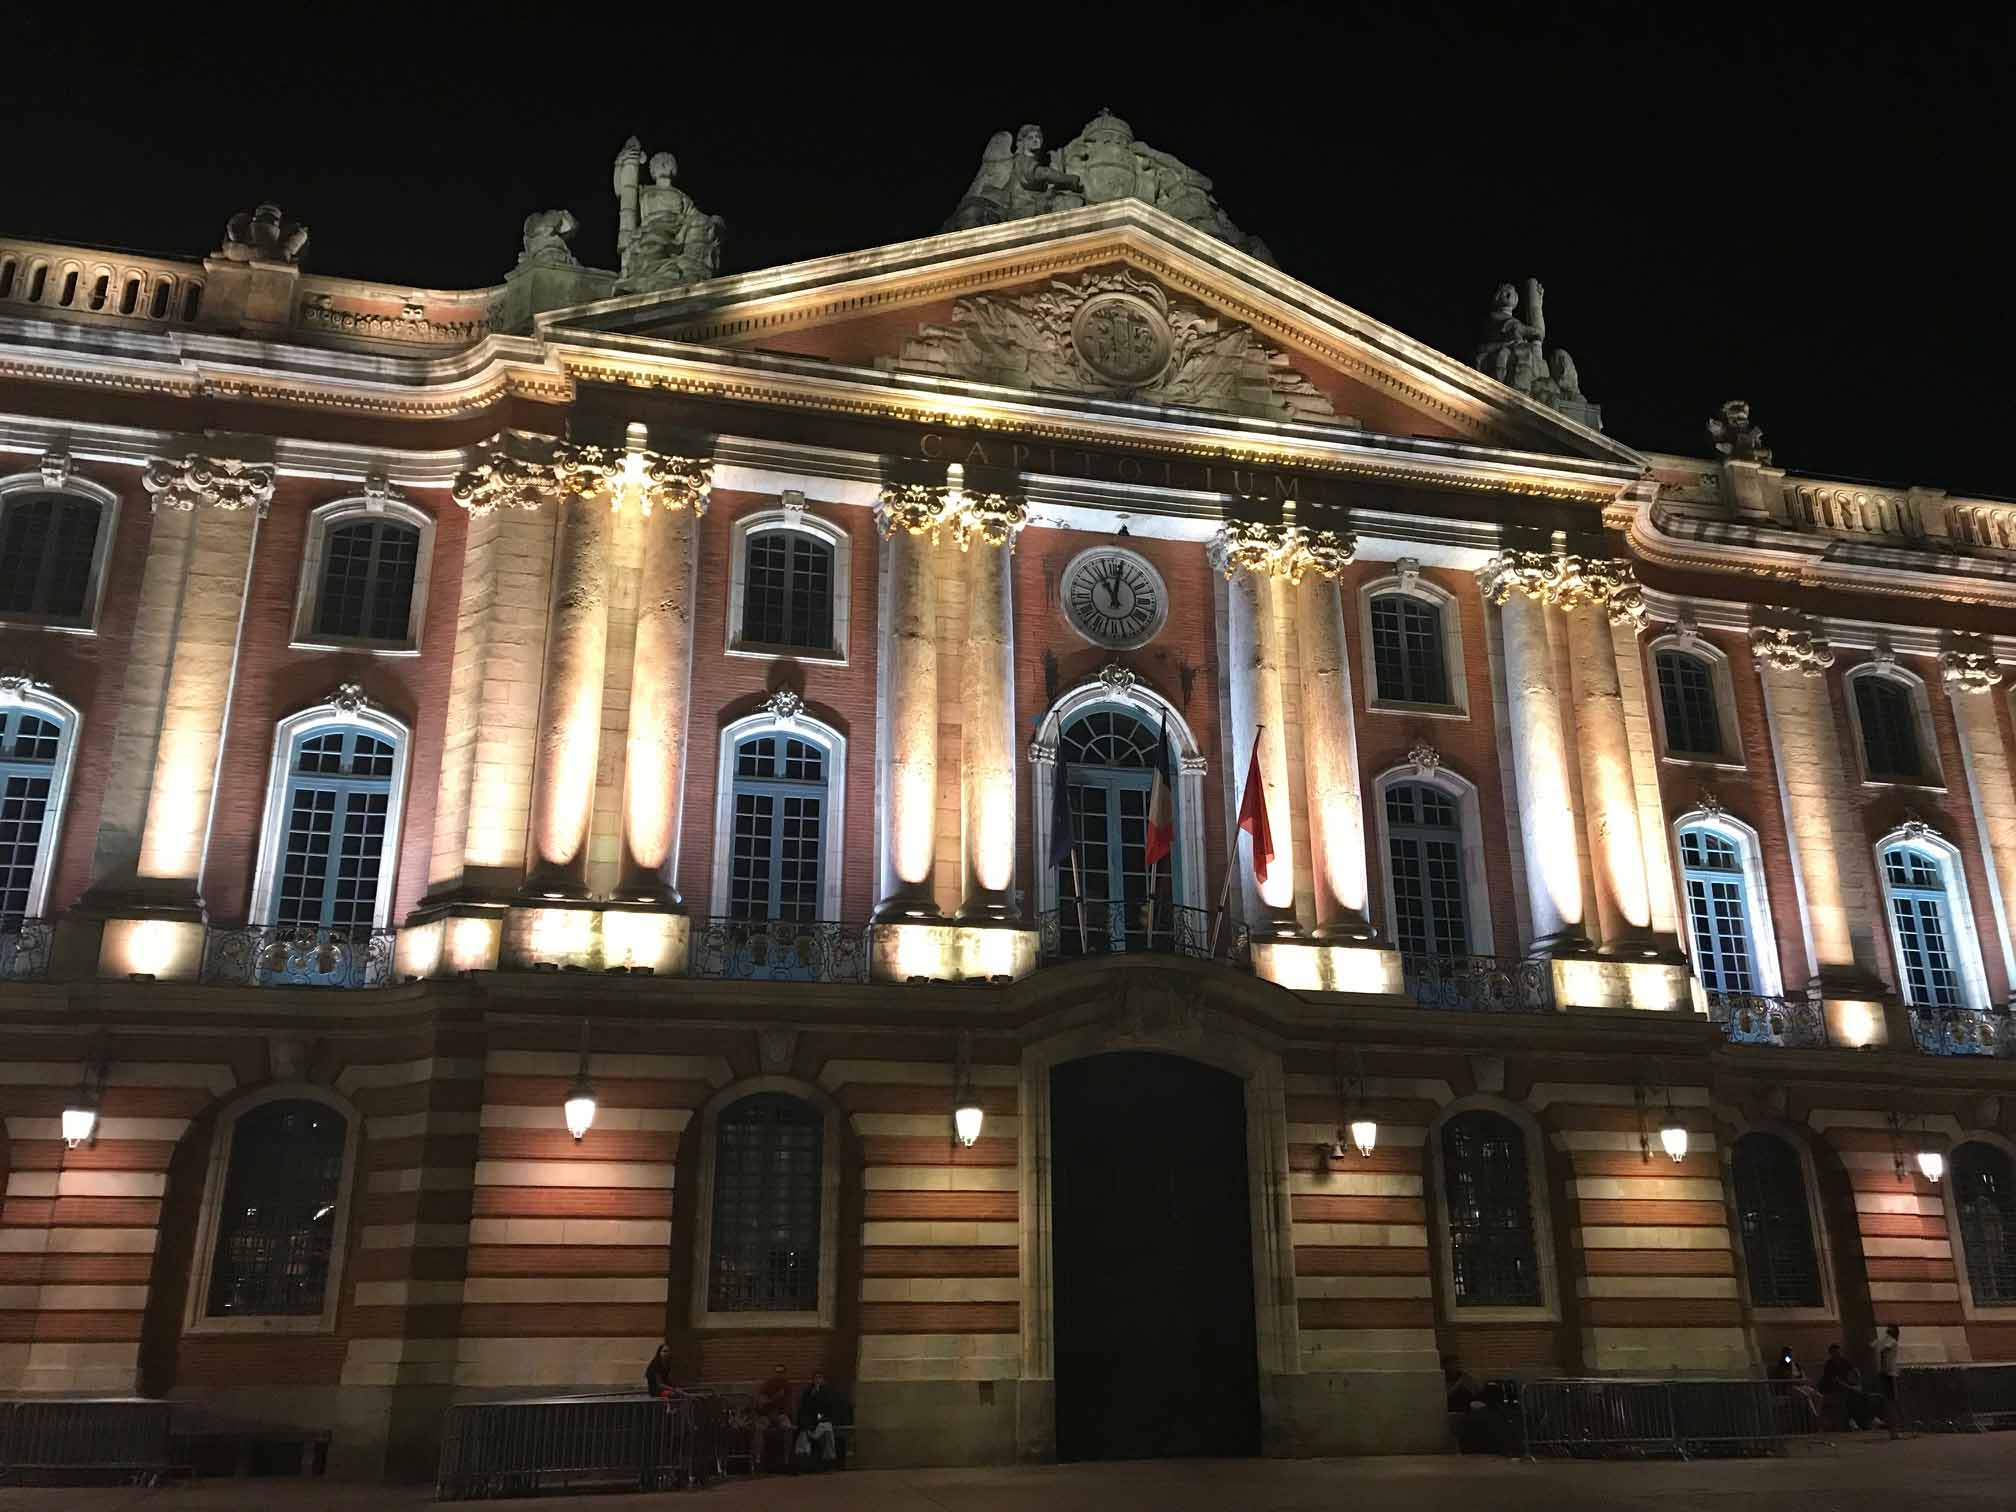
(1069, 848, 1089, 954)
(1212, 723, 1266, 960)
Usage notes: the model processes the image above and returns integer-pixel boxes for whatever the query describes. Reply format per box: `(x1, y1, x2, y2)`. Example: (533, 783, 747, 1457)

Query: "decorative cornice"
(1940, 646, 2006, 695)
(1749, 624, 1836, 676)
(1210, 505, 1357, 585)
(1477, 550, 1644, 626)
(141, 454, 276, 516)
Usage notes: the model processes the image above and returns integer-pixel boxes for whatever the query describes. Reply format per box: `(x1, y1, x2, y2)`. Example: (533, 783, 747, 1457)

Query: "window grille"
(205, 1100, 346, 1317)
(1731, 1133, 1823, 1307)
(1655, 651, 1722, 758)
(273, 727, 396, 930)
(1441, 1111, 1543, 1307)
(0, 709, 59, 928)
(740, 530, 834, 651)
(0, 493, 102, 623)
(729, 734, 827, 921)
(1855, 676, 1923, 781)
(1953, 1142, 2016, 1307)
(1386, 782, 1468, 957)
(315, 518, 419, 642)
(1680, 828, 1756, 994)
(1369, 593, 1450, 705)
(708, 1093, 823, 1312)
(1884, 846, 1962, 1009)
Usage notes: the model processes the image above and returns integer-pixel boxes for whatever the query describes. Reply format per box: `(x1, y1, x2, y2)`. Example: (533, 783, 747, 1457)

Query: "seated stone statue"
(1474, 278, 1592, 414)
(518, 209, 580, 268)
(612, 138, 724, 295)
(945, 125, 1085, 231)
(217, 203, 308, 264)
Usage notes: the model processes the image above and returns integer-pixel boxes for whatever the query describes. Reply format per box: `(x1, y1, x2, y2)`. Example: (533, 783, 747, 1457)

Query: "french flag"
(1144, 710, 1174, 869)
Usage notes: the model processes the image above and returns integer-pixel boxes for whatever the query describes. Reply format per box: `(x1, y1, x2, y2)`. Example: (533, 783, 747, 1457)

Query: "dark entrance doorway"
(1051, 1050, 1261, 1461)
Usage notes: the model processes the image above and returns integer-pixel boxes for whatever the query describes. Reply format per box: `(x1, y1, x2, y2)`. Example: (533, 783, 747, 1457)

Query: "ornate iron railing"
(1401, 954, 1553, 1013)
(0, 919, 53, 982)
(200, 924, 397, 989)
(1708, 991, 1829, 1049)
(1037, 901, 1250, 967)
(688, 917, 871, 984)
(1913, 1008, 2014, 1058)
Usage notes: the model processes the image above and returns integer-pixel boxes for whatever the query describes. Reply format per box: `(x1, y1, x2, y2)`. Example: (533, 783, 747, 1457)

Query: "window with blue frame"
(0, 706, 61, 926)
(1680, 827, 1757, 995)
(271, 725, 396, 931)
(1055, 708, 1170, 953)
(728, 733, 828, 921)
(1386, 782, 1468, 958)
(1882, 845, 1963, 1009)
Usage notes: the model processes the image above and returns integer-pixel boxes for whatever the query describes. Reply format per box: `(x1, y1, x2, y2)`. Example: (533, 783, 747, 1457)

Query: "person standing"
(1872, 1325, 1902, 1435)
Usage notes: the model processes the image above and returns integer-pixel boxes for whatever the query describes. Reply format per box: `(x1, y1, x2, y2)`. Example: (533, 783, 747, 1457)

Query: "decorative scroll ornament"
(876, 482, 955, 541)
(1939, 647, 2006, 695)
(1211, 507, 1357, 586)
(1899, 809, 1940, 842)
(1098, 663, 1138, 696)
(1672, 613, 1701, 649)
(551, 431, 712, 519)
(763, 688, 805, 724)
(451, 449, 554, 516)
(327, 682, 373, 715)
(1696, 787, 1725, 817)
(362, 470, 404, 507)
(142, 454, 276, 516)
(1477, 551, 1644, 626)
(1749, 624, 1835, 677)
(1406, 739, 1442, 776)
(1868, 637, 1897, 668)
(0, 669, 52, 698)
(39, 450, 72, 490)
(1394, 556, 1422, 594)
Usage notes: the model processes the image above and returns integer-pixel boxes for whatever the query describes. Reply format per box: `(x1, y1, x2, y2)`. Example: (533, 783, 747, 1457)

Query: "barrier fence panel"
(1521, 1378, 1789, 1459)
(0, 1399, 174, 1483)
(1896, 1365, 2016, 1432)
(436, 1393, 699, 1500)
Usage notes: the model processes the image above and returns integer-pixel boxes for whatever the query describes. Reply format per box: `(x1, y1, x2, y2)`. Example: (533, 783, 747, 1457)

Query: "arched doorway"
(1050, 1050, 1260, 1460)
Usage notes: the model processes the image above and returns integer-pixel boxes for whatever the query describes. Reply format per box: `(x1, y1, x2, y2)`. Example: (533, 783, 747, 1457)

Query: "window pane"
(1953, 1143, 2016, 1306)
(1681, 827, 1756, 994)
(272, 726, 396, 929)
(708, 1094, 823, 1312)
(205, 1100, 347, 1317)
(1656, 651, 1721, 757)
(1885, 847, 1961, 1008)
(740, 530, 834, 651)
(317, 520, 419, 642)
(1370, 594, 1449, 704)
(0, 496, 100, 620)
(1732, 1133, 1822, 1307)
(1387, 783, 1467, 957)
(741, 532, 789, 645)
(0, 499, 53, 614)
(1855, 677, 1922, 780)
(1441, 1112, 1542, 1306)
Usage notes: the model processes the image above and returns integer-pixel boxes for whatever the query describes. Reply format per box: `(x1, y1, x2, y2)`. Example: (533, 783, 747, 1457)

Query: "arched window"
(314, 517, 420, 642)
(0, 491, 105, 627)
(1854, 675, 1925, 783)
(1731, 1133, 1823, 1308)
(202, 1099, 349, 1319)
(740, 528, 834, 651)
(1680, 827, 1757, 995)
(1656, 650, 1723, 759)
(271, 726, 396, 931)
(1055, 707, 1174, 953)
(1386, 781, 1468, 958)
(707, 1092, 824, 1313)
(0, 706, 63, 927)
(1881, 844, 1965, 1009)
(1953, 1142, 2016, 1307)
(727, 730, 831, 921)
(1369, 592, 1449, 706)
(1440, 1110, 1542, 1308)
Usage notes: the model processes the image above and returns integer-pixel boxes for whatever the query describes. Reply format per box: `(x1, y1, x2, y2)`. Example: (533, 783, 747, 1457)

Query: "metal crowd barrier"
(435, 1393, 700, 1500)
(1895, 1364, 2016, 1432)
(0, 1398, 174, 1483)
(1521, 1377, 1793, 1459)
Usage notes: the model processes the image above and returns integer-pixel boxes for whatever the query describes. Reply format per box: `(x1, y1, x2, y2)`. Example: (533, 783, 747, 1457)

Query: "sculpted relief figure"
(217, 202, 309, 264)
(518, 209, 580, 268)
(1473, 278, 1600, 428)
(945, 125, 1086, 230)
(613, 138, 725, 295)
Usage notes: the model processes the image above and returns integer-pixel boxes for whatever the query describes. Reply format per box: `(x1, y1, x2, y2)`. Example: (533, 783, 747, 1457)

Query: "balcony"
(1401, 954, 1554, 1013)
(1708, 991, 1829, 1049)
(1037, 902, 1250, 967)
(688, 917, 872, 984)
(1913, 1008, 2014, 1058)
(0, 920, 52, 982)
(199, 924, 397, 989)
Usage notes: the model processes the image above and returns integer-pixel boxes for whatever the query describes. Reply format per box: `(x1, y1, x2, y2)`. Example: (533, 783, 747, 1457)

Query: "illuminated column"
(1295, 570, 1375, 939)
(876, 486, 943, 921)
(1480, 552, 1589, 953)
(1560, 560, 1662, 951)
(1942, 646, 2016, 1005)
(958, 496, 1027, 920)
(525, 489, 609, 895)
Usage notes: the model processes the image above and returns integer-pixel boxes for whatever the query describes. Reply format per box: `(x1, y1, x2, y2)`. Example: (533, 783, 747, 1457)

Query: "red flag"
(1144, 711, 1174, 868)
(1236, 728, 1274, 883)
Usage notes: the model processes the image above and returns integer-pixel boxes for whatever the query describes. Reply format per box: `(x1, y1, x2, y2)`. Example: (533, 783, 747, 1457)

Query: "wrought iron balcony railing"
(688, 916, 872, 984)
(1913, 1007, 2014, 1058)
(1400, 954, 1554, 1013)
(1037, 901, 1250, 967)
(0, 919, 53, 982)
(1708, 991, 1829, 1049)
(200, 924, 397, 989)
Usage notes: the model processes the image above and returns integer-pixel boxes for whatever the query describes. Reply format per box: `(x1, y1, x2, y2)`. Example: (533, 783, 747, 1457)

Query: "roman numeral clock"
(1060, 546, 1168, 649)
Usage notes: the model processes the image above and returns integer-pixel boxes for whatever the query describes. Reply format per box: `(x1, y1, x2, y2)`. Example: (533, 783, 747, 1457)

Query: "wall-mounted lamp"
(563, 1019, 596, 1142)
(62, 1053, 105, 1150)
(1638, 1079, 1687, 1164)
(952, 1031, 983, 1148)
(1330, 1051, 1376, 1165)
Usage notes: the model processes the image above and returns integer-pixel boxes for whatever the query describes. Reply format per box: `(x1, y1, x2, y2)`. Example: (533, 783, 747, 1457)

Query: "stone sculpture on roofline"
(1472, 277, 1600, 430)
(612, 137, 725, 295)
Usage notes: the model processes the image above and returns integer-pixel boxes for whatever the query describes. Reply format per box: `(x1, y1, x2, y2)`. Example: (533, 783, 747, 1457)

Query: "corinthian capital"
(949, 491, 1028, 551)
(1210, 518, 1356, 585)
(1750, 623, 1836, 676)
(143, 454, 276, 516)
(452, 441, 555, 516)
(1478, 550, 1643, 625)
(1940, 646, 2007, 695)
(551, 434, 712, 518)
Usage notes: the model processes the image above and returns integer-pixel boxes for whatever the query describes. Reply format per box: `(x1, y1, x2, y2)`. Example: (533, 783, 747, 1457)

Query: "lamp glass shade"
(1659, 1124, 1689, 1163)
(60, 1106, 97, 1149)
(563, 1075, 596, 1142)
(1349, 1119, 1378, 1157)
(954, 1101, 984, 1148)
(1917, 1149, 1945, 1184)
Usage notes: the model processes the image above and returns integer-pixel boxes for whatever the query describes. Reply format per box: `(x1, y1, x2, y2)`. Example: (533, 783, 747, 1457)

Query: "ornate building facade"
(1, 116, 2014, 1474)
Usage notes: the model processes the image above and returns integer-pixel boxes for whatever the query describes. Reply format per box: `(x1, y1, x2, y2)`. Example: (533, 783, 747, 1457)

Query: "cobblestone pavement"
(2, 1434, 2013, 1512)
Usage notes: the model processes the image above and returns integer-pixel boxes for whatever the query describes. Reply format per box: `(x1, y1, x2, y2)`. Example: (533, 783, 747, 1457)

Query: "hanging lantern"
(1348, 1118, 1378, 1158)
(61, 1100, 98, 1150)
(1917, 1149, 1945, 1185)
(953, 1096, 984, 1148)
(563, 1067, 597, 1142)
(1659, 1123, 1689, 1163)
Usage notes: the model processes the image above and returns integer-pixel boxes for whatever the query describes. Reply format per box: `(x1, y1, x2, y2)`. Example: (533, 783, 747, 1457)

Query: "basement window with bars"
(1953, 1142, 2016, 1307)
(204, 1099, 348, 1318)
(0, 491, 105, 627)
(1731, 1132, 1824, 1308)
(707, 1093, 824, 1313)
(1440, 1111, 1544, 1308)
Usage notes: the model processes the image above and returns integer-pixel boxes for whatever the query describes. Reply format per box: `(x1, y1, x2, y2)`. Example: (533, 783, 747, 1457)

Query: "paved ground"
(3, 1434, 2014, 1512)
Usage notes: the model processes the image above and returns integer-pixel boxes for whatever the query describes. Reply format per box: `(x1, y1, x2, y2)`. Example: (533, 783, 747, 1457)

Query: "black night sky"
(6, 8, 2009, 495)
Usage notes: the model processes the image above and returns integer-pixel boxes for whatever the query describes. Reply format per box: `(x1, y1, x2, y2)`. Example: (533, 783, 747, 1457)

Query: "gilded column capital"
(142, 453, 276, 516)
(1940, 647, 2007, 695)
(1209, 516, 1356, 585)
(1478, 550, 1644, 626)
(551, 433, 712, 518)
(1750, 623, 1836, 677)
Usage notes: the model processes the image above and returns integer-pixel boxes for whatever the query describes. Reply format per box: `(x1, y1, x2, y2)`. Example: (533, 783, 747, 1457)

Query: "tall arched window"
(1386, 781, 1468, 957)
(1731, 1133, 1823, 1308)
(1368, 592, 1450, 706)
(1440, 1111, 1542, 1307)
(270, 725, 397, 932)
(1680, 827, 1757, 995)
(1655, 650, 1723, 759)
(708, 1092, 824, 1313)
(1056, 707, 1172, 953)
(740, 528, 834, 651)
(202, 1099, 349, 1319)
(1881, 844, 1965, 1009)
(1952, 1142, 2016, 1307)
(0, 705, 62, 927)
(0, 491, 105, 627)
(1854, 675, 1925, 783)
(728, 731, 830, 921)
(314, 517, 420, 642)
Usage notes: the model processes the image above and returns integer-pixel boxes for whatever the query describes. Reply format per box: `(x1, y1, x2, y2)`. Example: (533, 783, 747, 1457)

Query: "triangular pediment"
(543, 200, 1640, 471)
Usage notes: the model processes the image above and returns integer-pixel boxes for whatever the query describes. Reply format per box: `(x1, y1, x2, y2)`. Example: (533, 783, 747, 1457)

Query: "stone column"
(618, 491, 704, 902)
(1295, 572, 1375, 939)
(1481, 553, 1590, 954)
(524, 490, 609, 896)
(958, 509, 1024, 921)
(876, 499, 941, 921)
(1942, 647, 2016, 1005)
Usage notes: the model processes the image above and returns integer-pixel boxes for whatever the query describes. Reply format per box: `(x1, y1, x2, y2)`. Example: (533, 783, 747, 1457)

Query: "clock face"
(1060, 547, 1167, 649)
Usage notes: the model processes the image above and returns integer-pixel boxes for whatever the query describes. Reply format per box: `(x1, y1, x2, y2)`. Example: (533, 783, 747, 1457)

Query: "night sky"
(6, 9, 2008, 494)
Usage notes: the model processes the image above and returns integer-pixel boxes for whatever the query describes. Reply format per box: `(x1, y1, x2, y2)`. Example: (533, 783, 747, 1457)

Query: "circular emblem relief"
(1071, 293, 1172, 388)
